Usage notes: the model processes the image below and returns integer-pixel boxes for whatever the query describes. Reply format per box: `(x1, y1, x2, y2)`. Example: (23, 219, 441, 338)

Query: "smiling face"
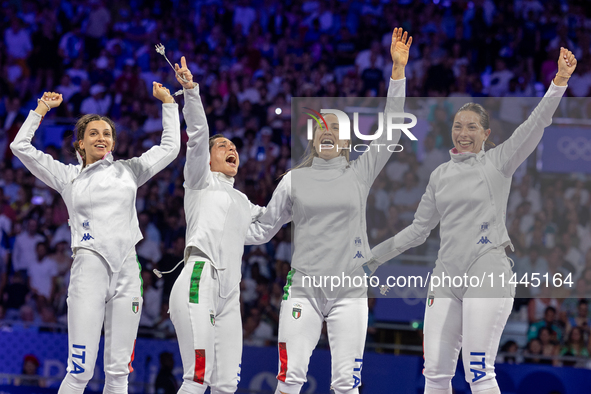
(78, 120, 115, 165)
(312, 114, 349, 160)
(210, 136, 239, 177)
(452, 110, 491, 154)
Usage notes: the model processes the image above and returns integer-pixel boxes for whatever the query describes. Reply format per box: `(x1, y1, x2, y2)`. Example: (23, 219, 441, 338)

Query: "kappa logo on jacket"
(353, 251, 364, 259)
(476, 236, 491, 244)
(80, 233, 94, 242)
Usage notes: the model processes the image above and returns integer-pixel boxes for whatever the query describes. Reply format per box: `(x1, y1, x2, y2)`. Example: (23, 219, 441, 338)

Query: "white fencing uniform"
(371, 82, 567, 393)
(247, 78, 406, 394)
(10, 104, 180, 394)
(170, 85, 264, 394)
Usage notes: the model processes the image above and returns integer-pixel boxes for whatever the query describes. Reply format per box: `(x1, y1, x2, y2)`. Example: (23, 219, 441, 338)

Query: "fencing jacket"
(182, 85, 265, 298)
(371, 81, 567, 278)
(246, 78, 406, 281)
(11, 104, 180, 272)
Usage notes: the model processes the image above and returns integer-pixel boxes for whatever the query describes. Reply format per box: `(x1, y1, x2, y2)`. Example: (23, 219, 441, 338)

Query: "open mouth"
(458, 141, 472, 149)
(95, 144, 106, 149)
(226, 155, 237, 167)
(320, 135, 335, 149)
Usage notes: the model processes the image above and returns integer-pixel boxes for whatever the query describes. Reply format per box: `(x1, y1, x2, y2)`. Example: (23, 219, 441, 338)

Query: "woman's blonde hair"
(74, 114, 117, 166)
(292, 116, 350, 170)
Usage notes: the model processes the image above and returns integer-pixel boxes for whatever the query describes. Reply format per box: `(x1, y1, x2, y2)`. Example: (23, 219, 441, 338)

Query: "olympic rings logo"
(556, 136, 591, 161)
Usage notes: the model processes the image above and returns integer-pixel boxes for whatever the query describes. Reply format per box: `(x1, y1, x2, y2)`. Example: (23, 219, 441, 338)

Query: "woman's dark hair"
(74, 114, 117, 166)
(455, 102, 495, 148)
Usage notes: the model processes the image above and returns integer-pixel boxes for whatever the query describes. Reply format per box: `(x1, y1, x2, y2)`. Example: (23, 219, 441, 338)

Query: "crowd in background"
(1, 0, 591, 374)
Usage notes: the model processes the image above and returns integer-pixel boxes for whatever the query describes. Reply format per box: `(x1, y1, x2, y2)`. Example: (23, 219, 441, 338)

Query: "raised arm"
(488, 47, 576, 177)
(366, 172, 441, 274)
(245, 172, 293, 245)
(175, 56, 211, 190)
(352, 28, 412, 185)
(10, 92, 77, 193)
(126, 82, 180, 186)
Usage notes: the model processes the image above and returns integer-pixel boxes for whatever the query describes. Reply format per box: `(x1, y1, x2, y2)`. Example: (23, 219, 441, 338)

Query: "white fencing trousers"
(169, 258, 242, 394)
(58, 248, 142, 394)
(423, 250, 514, 394)
(275, 270, 367, 394)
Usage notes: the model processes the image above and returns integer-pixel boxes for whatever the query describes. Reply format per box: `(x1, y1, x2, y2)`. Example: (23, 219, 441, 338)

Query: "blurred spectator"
(489, 59, 514, 97)
(356, 41, 384, 76)
(13, 304, 39, 332)
(538, 326, 560, 366)
(529, 306, 563, 342)
(14, 354, 43, 387)
(85, 0, 112, 58)
(137, 212, 162, 269)
(508, 179, 542, 216)
(566, 299, 591, 337)
(80, 84, 111, 115)
(523, 338, 545, 364)
(4, 18, 32, 62)
(392, 171, 422, 224)
(1, 168, 21, 204)
(55, 75, 80, 102)
(274, 226, 292, 264)
(561, 232, 584, 280)
(560, 326, 589, 366)
(2, 272, 29, 320)
(1, 98, 26, 164)
(250, 127, 280, 163)
(567, 58, 591, 98)
(140, 270, 162, 328)
(12, 218, 45, 276)
(243, 307, 274, 347)
(515, 246, 548, 297)
(66, 58, 89, 87)
(498, 340, 519, 364)
(157, 236, 184, 302)
(154, 352, 179, 394)
(27, 242, 58, 305)
(385, 149, 410, 184)
(58, 24, 84, 66)
(417, 133, 447, 185)
(234, 0, 257, 36)
(153, 302, 175, 339)
(39, 306, 58, 333)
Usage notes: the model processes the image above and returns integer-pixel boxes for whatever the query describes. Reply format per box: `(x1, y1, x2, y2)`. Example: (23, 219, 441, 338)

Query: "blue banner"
(1, 331, 591, 393)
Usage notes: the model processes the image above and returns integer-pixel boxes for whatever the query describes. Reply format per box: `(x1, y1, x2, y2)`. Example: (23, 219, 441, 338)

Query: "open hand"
(391, 27, 412, 67)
